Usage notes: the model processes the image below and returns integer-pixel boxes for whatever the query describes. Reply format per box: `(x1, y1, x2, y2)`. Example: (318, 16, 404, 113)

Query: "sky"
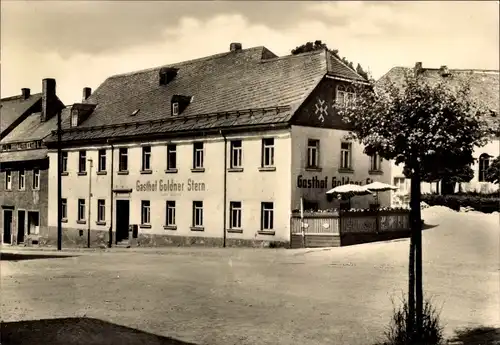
(1, 0, 499, 105)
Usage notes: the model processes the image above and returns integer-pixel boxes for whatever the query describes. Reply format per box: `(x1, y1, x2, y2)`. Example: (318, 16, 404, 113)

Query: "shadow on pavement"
(0, 252, 77, 261)
(1, 317, 198, 345)
(448, 326, 500, 344)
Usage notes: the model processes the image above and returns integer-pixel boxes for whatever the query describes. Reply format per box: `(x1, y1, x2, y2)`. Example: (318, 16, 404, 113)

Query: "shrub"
(375, 294, 445, 345)
(421, 194, 500, 213)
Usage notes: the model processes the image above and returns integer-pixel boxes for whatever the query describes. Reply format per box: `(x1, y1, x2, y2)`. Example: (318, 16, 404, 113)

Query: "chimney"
(21, 88, 30, 99)
(41, 78, 56, 122)
(82, 87, 92, 101)
(414, 62, 423, 76)
(440, 65, 450, 77)
(230, 42, 242, 52)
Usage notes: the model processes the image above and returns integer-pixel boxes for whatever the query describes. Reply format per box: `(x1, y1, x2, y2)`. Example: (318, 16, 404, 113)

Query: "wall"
(0, 159, 49, 244)
(291, 125, 392, 211)
(47, 129, 292, 246)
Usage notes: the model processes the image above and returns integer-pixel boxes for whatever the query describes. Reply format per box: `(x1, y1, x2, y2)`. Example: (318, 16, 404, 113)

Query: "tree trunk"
(407, 230, 416, 338)
(413, 169, 424, 340)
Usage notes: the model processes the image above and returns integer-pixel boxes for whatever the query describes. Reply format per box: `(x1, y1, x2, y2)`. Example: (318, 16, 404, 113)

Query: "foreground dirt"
(1, 207, 498, 345)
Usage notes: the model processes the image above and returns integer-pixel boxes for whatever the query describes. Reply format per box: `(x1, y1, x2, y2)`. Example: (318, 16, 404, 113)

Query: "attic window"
(71, 112, 78, 127)
(131, 109, 140, 116)
(172, 102, 179, 116)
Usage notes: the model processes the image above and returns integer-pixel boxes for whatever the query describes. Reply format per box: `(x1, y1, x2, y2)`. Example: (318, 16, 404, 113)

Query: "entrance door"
(17, 210, 26, 244)
(115, 200, 130, 242)
(3, 210, 13, 244)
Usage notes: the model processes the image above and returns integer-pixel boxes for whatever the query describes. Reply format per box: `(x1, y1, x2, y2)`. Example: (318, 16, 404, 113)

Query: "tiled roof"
(1, 107, 72, 144)
(377, 67, 500, 131)
(46, 46, 365, 143)
(0, 148, 48, 163)
(0, 94, 42, 134)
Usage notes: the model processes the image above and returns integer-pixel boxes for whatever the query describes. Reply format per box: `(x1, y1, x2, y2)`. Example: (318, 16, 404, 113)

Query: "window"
(394, 177, 407, 193)
(119, 148, 128, 172)
(229, 201, 242, 229)
(172, 102, 179, 116)
(261, 138, 275, 167)
(165, 201, 176, 226)
(336, 85, 356, 107)
(478, 153, 491, 182)
(141, 200, 150, 225)
(261, 202, 274, 230)
(142, 146, 152, 171)
(62, 152, 68, 173)
(193, 142, 204, 169)
(98, 149, 106, 172)
(230, 140, 242, 168)
(78, 199, 86, 221)
(61, 198, 67, 220)
(79, 150, 87, 173)
(97, 199, 106, 223)
(167, 144, 177, 170)
(19, 169, 25, 190)
(340, 142, 352, 169)
(33, 169, 40, 190)
(71, 112, 78, 127)
(5, 171, 12, 190)
(307, 139, 320, 168)
(370, 153, 381, 171)
(192, 201, 203, 228)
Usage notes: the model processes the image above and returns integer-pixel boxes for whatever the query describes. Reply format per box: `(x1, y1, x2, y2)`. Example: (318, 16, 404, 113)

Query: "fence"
(290, 209, 410, 248)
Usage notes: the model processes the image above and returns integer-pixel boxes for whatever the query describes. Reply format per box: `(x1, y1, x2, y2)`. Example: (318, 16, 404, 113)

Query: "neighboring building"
(0, 79, 66, 245)
(377, 63, 500, 205)
(44, 43, 391, 248)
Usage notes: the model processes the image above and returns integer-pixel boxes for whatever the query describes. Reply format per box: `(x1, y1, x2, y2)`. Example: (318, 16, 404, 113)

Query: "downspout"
(87, 158, 93, 248)
(219, 129, 227, 248)
(108, 140, 114, 248)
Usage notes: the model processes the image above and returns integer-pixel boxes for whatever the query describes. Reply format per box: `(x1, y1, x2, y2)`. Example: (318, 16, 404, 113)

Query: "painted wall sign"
(136, 179, 206, 192)
(297, 175, 373, 189)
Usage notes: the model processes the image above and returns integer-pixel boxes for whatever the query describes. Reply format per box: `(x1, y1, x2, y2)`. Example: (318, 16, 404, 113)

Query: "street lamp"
(87, 158, 93, 248)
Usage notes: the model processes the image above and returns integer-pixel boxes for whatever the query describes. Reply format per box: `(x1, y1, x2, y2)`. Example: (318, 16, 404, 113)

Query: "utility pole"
(87, 158, 93, 248)
(57, 110, 62, 251)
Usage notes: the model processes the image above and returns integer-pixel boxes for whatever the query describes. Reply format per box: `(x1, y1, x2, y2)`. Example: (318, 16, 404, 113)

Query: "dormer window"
(71, 110, 78, 127)
(172, 102, 179, 116)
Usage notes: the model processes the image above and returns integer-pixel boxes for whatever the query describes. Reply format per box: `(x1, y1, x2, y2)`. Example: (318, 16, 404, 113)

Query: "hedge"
(421, 193, 500, 213)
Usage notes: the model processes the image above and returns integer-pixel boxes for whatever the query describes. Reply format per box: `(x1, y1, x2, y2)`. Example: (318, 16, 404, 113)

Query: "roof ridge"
(259, 48, 325, 63)
(107, 46, 266, 79)
(1, 93, 42, 102)
(327, 50, 366, 80)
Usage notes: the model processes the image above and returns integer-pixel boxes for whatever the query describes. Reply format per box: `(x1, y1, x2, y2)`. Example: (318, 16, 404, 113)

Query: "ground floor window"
(78, 199, 86, 222)
(192, 201, 203, 228)
(97, 199, 106, 223)
(166, 201, 176, 226)
(261, 202, 274, 230)
(141, 200, 151, 225)
(229, 201, 242, 229)
(61, 198, 67, 220)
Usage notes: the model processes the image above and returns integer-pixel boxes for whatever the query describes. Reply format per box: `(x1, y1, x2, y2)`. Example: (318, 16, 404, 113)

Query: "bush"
(421, 194, 500, 213)
(375, 294, 444, 345)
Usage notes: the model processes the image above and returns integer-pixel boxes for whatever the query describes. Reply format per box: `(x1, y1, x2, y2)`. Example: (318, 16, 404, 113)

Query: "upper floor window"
(19, 169, 25, 190)
(193, 142, 204, 169)
(5, 171, 12, 190)
(98, 149, 107, 172)
(307, 139, 320, 168)
(336, 85, 356, 107)
(478, 153, 491, 182)
(62, 152, 68, 173)
(119, 148, 128, 172)
(167, 144, 177, 170)
(78, 150, 87, 173)
(142, 146, 152, 172)
(230, 140, 242, 169)
(340, 142, 352, 170)
(261, 138, 275, 168)
(370, 152, 382, 171)
(33, 169, 40, 190)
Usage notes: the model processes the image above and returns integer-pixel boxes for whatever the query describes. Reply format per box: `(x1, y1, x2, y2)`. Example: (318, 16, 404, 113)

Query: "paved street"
(1, 207, 499, 345)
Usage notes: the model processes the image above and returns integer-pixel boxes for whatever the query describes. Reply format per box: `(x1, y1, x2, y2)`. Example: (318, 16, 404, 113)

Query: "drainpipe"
(219, 129, 227, 248)
(108, 140, 114, 248)
(57, 110, 62, 251)
(87, 158, 93, 248)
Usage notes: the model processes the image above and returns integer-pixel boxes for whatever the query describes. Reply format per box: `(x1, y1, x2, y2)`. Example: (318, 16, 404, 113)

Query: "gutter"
(219, 129, 227, 248)
(107, 139, 114, 247)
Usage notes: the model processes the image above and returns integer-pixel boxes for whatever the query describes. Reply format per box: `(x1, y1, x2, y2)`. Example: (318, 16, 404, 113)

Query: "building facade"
(0, 79, 65, 245)
(44, 43, 391, 248)
(377, 64, 500, 205)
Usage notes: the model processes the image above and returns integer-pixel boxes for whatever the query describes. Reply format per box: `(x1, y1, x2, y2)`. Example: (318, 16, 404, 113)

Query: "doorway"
(17, 210, 26, 244)
(27, 211, 40, 235)
(115, 200, 130, 243)
(3, 210, 13, 244)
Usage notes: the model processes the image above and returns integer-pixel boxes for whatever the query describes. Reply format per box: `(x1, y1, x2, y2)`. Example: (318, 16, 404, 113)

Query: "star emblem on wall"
(314, 98, 328, 122)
